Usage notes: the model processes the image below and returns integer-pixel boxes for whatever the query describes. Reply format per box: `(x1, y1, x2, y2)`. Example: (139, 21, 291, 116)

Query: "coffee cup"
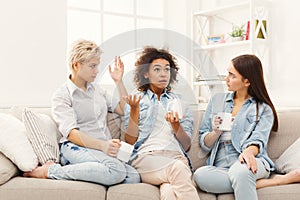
(214, 112, 233, 131)
(167, 99, 183, 119)
(117, 141, 134, 163)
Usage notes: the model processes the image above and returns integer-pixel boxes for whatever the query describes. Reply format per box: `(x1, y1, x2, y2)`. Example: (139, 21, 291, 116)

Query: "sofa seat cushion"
(0, 177, 106, 200)
(107, 183, 216, 200)
(197, 189, 217, 200)
(107, 183, 160, 200)
(0, 152, 19, 185)
(215, 183, 300, 200)
(257, 184, 300, 200)
(217, 193, 234, 200)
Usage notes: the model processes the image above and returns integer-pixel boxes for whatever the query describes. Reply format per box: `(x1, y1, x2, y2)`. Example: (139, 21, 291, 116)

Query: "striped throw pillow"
(22, 108, 61, 165)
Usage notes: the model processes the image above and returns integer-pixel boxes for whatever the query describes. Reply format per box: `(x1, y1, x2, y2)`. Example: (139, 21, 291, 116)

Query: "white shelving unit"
(192, 0, 271, 103)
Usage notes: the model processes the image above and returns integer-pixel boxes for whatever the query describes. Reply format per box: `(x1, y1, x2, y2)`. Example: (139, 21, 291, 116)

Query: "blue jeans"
(48, 142, 140, 186)
(193, 141, 270, 200)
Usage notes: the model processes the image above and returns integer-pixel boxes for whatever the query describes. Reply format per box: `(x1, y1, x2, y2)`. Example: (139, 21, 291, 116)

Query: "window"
(67, 0, 193, 104)
(68, 0, 164, 46)
(67, 0, 164, 88)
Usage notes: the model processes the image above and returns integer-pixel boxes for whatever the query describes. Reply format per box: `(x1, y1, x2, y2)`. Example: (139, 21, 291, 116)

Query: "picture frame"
(206, 34, 224, 44)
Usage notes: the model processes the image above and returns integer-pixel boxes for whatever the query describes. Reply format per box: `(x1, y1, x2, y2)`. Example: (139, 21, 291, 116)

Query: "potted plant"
(229, 24, 245, 41)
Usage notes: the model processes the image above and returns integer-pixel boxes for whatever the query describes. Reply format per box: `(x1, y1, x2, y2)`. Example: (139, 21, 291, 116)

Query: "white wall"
(0, 0, 67, 107)
(1, 0, 299, 108)
(268, 0, 300, 107)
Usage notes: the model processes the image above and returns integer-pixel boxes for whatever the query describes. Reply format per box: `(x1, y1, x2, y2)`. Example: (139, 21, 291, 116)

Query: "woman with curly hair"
(123, 47, 200, 200)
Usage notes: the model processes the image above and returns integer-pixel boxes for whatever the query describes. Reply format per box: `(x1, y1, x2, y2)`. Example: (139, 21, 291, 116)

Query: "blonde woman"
(24, 39, 140, 185)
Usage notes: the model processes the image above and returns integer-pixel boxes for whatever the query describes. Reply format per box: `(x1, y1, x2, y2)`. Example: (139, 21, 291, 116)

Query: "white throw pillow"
(22, 108, 61, 165)
(275, 137, 300, 174)
(0, 113, 38, 171)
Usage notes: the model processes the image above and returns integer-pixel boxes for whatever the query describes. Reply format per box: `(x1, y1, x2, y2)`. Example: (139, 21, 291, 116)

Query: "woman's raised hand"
(109, 56, 124, 83)
(124, 94, 141, 109)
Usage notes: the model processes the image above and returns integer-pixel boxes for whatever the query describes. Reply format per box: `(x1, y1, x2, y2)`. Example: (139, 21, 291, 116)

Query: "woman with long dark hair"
(193, 54, 278, 200)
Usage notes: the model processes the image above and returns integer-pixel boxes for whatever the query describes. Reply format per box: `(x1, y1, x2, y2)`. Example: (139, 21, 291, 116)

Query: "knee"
(174, 160, 189, 170)
(106, 161, 127, 184)
(228, 162, 254, 184)
(193, 166, 211, 192)
(166, 160, 192, 183)
(124, 170, 141, 184)
(170, 160, 190, 176)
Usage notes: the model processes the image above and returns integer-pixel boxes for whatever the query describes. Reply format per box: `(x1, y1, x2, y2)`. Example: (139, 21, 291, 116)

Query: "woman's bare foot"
(23, 161, 54, 179)
(256, 175, 282, 189)
(257, 169, 300, 189)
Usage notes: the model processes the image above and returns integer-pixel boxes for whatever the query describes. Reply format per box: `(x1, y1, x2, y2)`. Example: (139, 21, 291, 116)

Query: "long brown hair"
(232, 54, 278, 131)
(134, 47, 179, 92)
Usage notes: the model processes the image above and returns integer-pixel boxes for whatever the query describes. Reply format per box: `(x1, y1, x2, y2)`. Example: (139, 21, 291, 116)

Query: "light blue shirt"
(124, 89, 193, 169)
(52, 78, 118, 143)
(199, 92, 275, 171)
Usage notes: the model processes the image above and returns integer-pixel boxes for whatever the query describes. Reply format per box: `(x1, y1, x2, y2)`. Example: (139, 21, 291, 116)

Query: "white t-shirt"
(137, 101, 182, 154)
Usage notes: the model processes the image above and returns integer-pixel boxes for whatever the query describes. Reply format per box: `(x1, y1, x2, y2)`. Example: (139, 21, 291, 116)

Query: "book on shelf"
(245, 20, 250, 40)
(195, 75, 226, 82)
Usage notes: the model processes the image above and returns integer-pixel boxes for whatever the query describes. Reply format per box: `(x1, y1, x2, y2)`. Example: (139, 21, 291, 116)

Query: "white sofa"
(1, 106, 300, 200)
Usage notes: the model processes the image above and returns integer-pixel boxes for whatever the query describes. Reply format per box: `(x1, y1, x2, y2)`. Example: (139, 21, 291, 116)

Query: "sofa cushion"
(107, 112, 122, 139)
(0, 152, 19, 185)
(275, 136, 300, 174)
(187, 110, 208, 170)
(107, 183, 160, 200)
(0, 113, 38, 171)
(267, 110, 300, 162)
(1, 177, 106, 200)
(257, 183, 300, 200)
(22, 108, 61, 165)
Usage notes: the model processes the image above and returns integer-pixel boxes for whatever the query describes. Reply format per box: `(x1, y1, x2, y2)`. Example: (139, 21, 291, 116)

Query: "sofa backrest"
(187, 110, 207, 170)
(267, 109, 300, 162)
(1, 106, 300, 170)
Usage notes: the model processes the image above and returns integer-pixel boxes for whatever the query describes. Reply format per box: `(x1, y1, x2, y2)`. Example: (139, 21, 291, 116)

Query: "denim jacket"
(124, 89, 194, 170)
(200, 93, 275, 171)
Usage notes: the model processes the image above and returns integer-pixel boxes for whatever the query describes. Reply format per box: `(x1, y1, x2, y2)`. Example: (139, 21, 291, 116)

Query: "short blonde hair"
(68, 39, 102, 70)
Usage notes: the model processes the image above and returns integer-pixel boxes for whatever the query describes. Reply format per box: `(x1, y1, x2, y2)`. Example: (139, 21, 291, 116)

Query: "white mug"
(214, 112, 233, 131)
(117, 141, 134, 163)
(167, 99, 183, 119)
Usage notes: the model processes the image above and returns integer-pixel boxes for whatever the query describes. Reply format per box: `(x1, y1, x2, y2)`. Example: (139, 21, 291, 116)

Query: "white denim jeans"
(194, 141, 270, 200)
(131, 150, 200, 200)
(48, 142, 140, 185)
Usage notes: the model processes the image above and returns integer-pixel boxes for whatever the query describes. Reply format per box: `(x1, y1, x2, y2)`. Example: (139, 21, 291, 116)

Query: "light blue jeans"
(48, 142, 140, 186)
(194, 141, 270, 200)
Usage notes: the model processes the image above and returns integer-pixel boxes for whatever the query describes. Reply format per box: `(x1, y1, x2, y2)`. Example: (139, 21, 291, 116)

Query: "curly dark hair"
(134, 47, 179, 92)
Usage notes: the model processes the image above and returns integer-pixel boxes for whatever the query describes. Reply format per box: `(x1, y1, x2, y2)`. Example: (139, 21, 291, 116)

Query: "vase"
(231, 36, 244, 42)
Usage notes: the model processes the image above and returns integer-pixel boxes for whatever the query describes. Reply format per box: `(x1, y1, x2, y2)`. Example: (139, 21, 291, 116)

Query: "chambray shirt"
(124, 89, 193, 168)
(200, 92, 275, 171)
(52, 78, 118, 143)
